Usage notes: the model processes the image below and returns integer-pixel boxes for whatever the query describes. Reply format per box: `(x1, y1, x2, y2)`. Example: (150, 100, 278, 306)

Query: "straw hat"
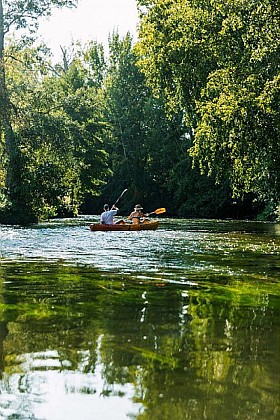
(134, 204, 143, 210)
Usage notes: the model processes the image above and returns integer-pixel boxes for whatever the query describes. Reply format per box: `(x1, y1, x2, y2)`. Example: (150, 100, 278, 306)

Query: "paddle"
(113, 188, 128, 207)
(146, 207, 166, 216)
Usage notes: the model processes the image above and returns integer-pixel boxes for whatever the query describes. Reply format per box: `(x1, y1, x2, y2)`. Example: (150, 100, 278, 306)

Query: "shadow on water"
(0, 217, 279, 419)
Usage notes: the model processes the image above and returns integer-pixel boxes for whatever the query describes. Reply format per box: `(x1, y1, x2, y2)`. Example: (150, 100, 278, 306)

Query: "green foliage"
(1, 0, 277, 222)
(0, 41, 110, 222)
(136, 0, 280, 206)
(256, 201, 278, 222)
(102, 32, 154, 209)
(99, 32, 188, 213)
(88, 31, 231, 219)
(0, 0, 79, 223)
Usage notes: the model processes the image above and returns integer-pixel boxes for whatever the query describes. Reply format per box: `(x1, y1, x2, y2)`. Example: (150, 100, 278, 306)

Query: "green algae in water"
(0, 218, 279, 419)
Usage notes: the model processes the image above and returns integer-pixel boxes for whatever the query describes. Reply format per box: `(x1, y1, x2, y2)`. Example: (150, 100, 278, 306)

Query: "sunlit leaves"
(3, 41, 110, 220)
(136, 0, 280, 207)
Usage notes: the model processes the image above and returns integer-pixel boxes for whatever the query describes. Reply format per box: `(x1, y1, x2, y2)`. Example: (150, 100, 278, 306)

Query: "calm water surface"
(0, 217, 279, 419)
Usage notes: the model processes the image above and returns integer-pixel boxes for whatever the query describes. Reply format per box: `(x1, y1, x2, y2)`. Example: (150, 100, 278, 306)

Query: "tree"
(0, 0, 77, 223)
(96, 31, 232, 218)
(100, 32, 190, 213)
(191, 0, 280, 205)
(2, 40, 110, 220)
(102, 32, 154, 210)
(136, 0, 280, 217)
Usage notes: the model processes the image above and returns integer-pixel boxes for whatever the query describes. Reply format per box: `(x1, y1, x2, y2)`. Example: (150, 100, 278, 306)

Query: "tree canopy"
(136, 0, 280, 209)
(0, 0, 279, 223)
(0, 0, 81, 223)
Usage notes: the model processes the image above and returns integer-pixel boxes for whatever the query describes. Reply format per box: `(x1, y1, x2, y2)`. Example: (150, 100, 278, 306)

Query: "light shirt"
(100, 209, 118, 225)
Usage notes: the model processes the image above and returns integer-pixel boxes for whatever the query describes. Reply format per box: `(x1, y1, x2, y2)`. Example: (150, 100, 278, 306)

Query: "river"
(0, 217, 279, 419)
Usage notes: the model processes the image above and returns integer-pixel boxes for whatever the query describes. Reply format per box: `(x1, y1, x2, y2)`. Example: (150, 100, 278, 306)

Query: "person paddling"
(128, 204, 147, 224)
(100, 204, 118, 225)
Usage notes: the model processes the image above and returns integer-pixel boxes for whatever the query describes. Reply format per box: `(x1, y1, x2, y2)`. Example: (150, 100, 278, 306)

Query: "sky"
(37, 0, 139, 61)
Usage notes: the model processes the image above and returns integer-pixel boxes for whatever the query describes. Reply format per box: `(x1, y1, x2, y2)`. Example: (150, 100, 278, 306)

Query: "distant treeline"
(0, 0, 279, 224)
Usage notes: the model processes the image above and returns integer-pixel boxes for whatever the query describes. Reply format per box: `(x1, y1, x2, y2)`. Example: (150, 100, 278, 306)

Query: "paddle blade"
(154, 208, 166, 215)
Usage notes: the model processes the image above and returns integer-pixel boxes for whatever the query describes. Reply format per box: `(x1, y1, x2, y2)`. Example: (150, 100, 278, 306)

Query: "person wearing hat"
(128, 204, 147, 224)
(100, 204, 118, 225)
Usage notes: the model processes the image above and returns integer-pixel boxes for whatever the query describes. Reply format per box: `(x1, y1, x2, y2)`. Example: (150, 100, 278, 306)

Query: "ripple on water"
(0, 218, 280, 283)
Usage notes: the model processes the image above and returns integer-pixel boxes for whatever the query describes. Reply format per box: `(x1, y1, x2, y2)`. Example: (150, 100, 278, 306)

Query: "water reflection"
(0, 218, 279, 419)
(1, 345, 141, 419)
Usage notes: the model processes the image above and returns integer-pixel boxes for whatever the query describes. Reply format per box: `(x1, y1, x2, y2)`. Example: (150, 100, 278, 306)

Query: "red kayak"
(89, 220, 159, 231)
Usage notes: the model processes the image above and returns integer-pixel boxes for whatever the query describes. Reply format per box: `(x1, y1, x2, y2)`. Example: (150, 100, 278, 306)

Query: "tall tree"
(101, 32, 188, 212)
(136, 0, 280, 216)
(3, 40, 109, 220)
(0, 0, 77, 223)
(100, 32, 232, 218)
(103, 32, 153, 209)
